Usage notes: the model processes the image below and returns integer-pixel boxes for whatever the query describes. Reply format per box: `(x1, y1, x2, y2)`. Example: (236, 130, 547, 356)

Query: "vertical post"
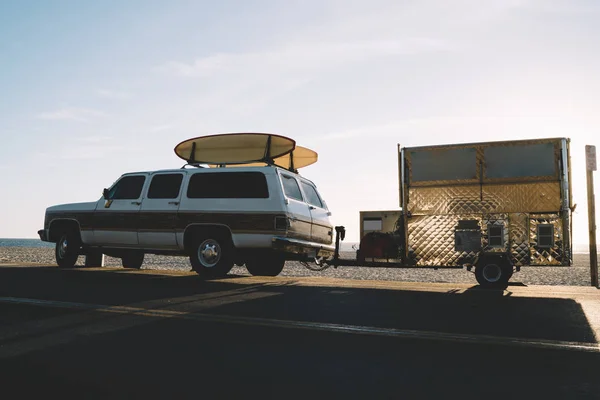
(585, 145, 598, 287)
(397, 144, 402, 209)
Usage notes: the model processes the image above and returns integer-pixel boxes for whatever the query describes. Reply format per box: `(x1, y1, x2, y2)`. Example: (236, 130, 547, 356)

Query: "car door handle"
(168, 201, 180, 205)
(131, 201, 141, 205)
(309, 206, 316, 210)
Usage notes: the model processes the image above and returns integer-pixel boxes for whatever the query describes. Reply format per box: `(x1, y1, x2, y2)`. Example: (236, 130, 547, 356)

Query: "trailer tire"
(475, 256, 512, 289)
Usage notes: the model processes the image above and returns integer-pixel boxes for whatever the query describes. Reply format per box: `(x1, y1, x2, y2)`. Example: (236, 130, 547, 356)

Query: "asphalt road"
(0, 264, 599, 399)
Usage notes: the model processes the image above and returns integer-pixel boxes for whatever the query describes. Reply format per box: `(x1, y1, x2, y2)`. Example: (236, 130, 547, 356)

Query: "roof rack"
(180, 163, 208, 169)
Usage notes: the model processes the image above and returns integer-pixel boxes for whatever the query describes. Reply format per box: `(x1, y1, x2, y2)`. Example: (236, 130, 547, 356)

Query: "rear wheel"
(55, 231, 80, 268)
(122, 251, 144, 269)
(190, 234, 234, 278)
(475, 255, 512, 288)
(245, 252, 286, 277)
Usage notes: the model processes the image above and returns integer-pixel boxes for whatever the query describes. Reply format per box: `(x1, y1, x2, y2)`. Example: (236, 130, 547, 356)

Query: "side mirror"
(103, 188, 110, 200)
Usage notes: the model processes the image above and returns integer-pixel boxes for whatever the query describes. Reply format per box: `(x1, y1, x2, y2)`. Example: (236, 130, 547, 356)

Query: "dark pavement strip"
(0, 295, 597, 359)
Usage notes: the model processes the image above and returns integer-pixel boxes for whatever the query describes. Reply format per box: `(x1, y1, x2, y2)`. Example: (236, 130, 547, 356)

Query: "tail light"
(274, 216, 289, 231)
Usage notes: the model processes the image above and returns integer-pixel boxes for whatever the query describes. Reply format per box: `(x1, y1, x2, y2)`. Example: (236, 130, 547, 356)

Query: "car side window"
(109, 175, 146, 200)
(187, 172, 269, 198)
(281, 175, 303, 201)
(300, 181, 324, 208)
(148, 174, 184, 199)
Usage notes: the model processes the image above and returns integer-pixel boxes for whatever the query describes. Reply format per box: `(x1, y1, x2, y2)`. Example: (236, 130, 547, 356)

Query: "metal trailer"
(327, 137, 573, 287)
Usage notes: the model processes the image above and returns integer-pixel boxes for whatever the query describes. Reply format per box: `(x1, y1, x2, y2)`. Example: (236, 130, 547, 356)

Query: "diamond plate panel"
(509, 213, 530, 266)
(483, 182, 561, 213)
(408, 214, 481, 266)
(408, 185, 482, 215)
(529, 214, 563, 265)
(408, 182, 561, 215)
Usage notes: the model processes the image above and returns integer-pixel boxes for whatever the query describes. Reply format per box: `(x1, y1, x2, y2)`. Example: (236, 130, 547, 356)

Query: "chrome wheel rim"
(198, 239, 221, 268)
(58, 236, 68, 259)
(483, 263, 502, 283)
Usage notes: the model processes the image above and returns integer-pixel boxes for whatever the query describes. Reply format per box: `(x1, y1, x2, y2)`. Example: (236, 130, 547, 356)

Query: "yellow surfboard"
(174, 133, 318, 171)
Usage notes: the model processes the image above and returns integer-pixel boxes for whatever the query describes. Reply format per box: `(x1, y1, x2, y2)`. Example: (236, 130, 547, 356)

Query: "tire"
(122, 251, 144, 269)
(189, 234, 234, 279)
(55, 231, 80, 268)
(475, 256, 512, 289)
(245, 252, 286, 277)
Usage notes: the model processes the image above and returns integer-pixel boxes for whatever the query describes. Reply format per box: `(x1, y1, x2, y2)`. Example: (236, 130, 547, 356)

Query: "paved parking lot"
(0, 264, 599, 399)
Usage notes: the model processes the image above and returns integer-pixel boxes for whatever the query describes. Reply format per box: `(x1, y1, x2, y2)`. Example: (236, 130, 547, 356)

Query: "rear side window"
(109, 175, 146, 200)
(187, 172, 269, 198)
(281, 175, 303, 201)
(148, 174, 184, 199)
(300, 181, 323, 208)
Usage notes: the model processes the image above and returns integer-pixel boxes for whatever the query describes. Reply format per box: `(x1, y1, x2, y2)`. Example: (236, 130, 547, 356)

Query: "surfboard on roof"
(174, 132, 318, 172)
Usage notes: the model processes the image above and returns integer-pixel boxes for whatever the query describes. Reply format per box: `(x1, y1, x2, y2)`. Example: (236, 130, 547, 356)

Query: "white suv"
(38, 134, 334, 278)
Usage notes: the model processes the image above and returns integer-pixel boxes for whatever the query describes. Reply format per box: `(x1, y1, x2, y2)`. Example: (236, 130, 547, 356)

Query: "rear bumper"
(38, 229, 48, 242)
(272, 237, 335, 259)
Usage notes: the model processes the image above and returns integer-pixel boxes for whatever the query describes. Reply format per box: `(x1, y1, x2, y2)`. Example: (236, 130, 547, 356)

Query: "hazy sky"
(1, 0, 599, 245)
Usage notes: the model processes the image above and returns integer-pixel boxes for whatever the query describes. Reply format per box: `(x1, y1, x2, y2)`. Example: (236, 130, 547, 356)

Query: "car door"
(138, 172, 185, 249)
(279, 173, 312, 241)
(93, 174, 147, 246)
(299, 180, 333, 244)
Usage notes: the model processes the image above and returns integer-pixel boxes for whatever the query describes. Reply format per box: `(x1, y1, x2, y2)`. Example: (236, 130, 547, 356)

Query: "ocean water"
(0, 239, 54, 248)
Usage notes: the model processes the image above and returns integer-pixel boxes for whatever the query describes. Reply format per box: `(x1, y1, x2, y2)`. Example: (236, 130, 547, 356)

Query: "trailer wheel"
(245, 252, 286, 276)
(475, 256, 512, 289)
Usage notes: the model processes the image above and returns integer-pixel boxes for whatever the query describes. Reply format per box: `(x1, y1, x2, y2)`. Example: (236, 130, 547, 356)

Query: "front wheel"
(55, 231, 80, 268)
(245, 252, 286, 276)
(190, 235, 234, 279)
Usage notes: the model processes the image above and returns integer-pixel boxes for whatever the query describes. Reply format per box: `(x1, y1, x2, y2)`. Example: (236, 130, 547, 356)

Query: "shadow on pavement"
(0, 266, 599, 399)
(0, 265, 596, 345)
